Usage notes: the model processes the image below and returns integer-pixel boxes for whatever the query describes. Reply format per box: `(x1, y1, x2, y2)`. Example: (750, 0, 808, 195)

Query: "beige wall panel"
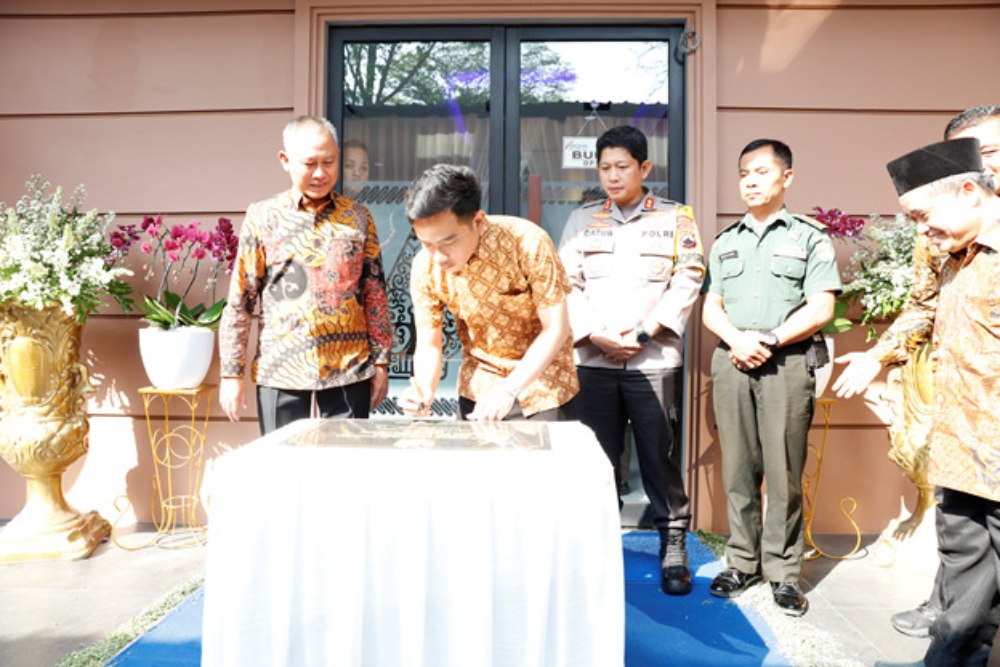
(0, 0, 293, 14)
(715, 109, 954, 220)
(0, 112, 292, 213)
(0, 464, 26, 521)
(0, 13, 294, 115)
(717, 5, 1000, 111)
(719, 0, 996, 7)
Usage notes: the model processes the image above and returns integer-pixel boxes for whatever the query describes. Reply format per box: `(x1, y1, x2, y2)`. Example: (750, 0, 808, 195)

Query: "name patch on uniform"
(641, 229, 674, 239)
(719, 250, 739, 261)
(584, 228, 613, 237)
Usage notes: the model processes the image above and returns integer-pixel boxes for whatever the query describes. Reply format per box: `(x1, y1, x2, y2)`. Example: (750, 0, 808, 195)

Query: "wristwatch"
(636, 326, 652, 345)
(759, 330, 779, 348)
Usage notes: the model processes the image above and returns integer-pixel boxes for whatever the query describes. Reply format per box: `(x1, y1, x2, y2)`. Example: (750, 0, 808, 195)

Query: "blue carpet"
(108, 588, 204, 666)
(110, 532, 787, 666)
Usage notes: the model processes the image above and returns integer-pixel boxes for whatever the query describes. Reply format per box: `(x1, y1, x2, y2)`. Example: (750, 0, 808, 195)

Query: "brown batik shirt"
(219, 190, 392, 390)
(410, 215, 579, 416)
(927, 216, 1000, 501)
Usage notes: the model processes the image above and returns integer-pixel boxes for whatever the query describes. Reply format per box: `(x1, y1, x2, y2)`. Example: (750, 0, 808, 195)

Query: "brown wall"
(1, 0, 998, 534)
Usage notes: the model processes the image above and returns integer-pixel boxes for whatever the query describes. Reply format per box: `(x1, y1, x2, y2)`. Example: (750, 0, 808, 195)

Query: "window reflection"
(518, 41, 671, 239)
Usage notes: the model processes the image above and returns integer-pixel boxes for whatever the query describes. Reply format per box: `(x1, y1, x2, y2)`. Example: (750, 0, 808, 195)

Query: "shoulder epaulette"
(645, 193, 680, 208)
(792, 214, 827, 231)
(714, 219, 742, 239)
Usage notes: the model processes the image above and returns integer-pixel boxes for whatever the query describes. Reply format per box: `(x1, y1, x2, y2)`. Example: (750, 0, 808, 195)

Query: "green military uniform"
(704, 208, 841, 583)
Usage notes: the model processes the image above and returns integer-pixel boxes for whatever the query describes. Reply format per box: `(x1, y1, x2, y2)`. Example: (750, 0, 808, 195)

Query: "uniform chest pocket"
(769, 245, 808, 303)
(720, 256, 744, 279)
(583, 251, 613, 279)
(641, 247, 674, 283)
(770, 244, 807, 280)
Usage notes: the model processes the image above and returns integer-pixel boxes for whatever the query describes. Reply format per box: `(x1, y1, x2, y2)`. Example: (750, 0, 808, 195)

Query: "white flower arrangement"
(0, 175, 133, 321)
(841, 212, 917, 340)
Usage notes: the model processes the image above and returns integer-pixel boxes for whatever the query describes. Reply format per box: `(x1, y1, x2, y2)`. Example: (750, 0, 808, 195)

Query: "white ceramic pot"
(813, 335, 836, 398)
(138, 326, 215, 390)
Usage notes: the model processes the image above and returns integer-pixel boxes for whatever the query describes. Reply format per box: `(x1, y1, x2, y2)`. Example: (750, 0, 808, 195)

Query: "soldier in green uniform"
(702, 138, 841, 617)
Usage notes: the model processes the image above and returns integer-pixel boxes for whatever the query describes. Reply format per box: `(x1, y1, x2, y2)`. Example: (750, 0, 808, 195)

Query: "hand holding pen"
(401, 377, 432, 417)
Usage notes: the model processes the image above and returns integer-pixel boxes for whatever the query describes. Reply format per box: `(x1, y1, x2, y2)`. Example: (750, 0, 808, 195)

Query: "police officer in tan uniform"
(559, 126, 705, 596)
(702, 138, 841, 617)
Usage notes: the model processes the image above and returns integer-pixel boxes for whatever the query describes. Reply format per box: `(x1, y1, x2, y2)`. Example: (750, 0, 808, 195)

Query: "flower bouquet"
(0, 175, 132, 320)
(813, 206, 917, 340)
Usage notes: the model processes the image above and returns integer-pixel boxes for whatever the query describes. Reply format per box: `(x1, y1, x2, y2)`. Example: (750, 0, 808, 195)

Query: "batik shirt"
(926, 216, 1000, 501)
(219, 190, 392, 390)
(410, 215, 579, 416)
(870, 235, 947, 364)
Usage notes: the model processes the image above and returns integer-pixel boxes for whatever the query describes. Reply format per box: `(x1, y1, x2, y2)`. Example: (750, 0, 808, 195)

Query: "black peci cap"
(886, 137, 983, 197)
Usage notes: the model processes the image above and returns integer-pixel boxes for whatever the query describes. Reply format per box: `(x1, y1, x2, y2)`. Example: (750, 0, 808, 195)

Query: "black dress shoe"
(771, 581, 809, 617)
(890, 600, 940, 637)
(709, 568, 761, 598)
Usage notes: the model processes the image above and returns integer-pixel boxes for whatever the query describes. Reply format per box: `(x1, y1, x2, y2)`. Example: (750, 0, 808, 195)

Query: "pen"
(409, 377, 428, 415)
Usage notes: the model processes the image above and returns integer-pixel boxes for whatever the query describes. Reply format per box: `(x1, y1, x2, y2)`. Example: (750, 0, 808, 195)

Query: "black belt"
(717, 338, 810, 354)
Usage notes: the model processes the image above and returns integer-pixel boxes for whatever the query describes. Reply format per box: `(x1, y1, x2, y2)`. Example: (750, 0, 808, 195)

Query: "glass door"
(329, 29, 502, 414)
(328, 25, 686, 415)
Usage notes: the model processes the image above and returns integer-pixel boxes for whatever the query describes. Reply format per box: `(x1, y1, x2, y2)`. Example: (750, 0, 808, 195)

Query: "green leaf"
(139, 291, 219, 329)
(820, 296, 854, 335)
(196, 300, 226, 327)
(822, 316, 854, 335)
(139, 295, 178, 328)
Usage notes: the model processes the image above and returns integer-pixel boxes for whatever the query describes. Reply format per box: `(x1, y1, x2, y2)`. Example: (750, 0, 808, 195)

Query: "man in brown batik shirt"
(399, 164, 578, 422)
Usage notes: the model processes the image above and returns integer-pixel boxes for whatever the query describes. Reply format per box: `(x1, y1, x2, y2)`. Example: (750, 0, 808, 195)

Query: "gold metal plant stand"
(803, 398, 863, 560)
(112, 385, 213, 550)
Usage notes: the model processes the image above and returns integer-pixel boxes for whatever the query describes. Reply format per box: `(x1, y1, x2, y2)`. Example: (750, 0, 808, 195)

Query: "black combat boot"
(659, 528, 692, 596)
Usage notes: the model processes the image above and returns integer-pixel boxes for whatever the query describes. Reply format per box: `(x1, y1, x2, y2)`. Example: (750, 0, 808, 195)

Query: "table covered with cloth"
(201, 418, 624, 667)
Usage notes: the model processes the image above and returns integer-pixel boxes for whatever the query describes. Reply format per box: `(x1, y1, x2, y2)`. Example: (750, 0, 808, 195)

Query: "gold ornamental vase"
(0, 303, 110, 563)
(871, 339, 937, 566)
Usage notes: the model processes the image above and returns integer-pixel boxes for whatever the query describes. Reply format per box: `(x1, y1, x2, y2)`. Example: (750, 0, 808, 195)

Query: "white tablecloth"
(201, 420, 624, 667)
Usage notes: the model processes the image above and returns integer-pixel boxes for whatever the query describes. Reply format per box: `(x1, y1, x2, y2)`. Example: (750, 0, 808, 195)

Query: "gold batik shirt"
(219, 190, 392, 390)
(927, 218, 1000, 501)
(410, 215, 579, 416)
(870, 235, 947, 364)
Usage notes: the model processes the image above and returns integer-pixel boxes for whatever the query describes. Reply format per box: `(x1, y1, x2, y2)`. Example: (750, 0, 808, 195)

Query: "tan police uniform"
(559, 192, 705, 533)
